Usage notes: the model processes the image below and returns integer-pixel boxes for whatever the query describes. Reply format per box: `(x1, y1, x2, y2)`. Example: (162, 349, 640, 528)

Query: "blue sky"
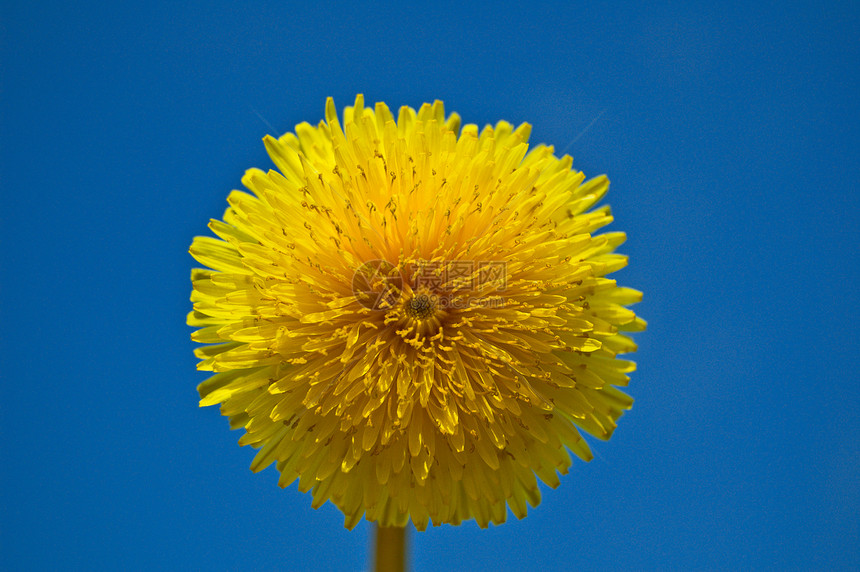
(2, 1, 858, 570)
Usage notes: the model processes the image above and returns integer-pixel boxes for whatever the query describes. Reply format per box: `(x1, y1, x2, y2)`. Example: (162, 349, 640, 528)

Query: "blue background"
(2, 1, 858, 570)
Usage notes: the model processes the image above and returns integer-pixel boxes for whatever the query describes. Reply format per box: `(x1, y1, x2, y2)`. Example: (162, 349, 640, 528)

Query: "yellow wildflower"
(188, 95, 645, 530)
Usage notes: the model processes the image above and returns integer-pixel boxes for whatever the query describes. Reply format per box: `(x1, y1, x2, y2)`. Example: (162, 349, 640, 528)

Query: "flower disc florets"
(189, 95, 645, 529)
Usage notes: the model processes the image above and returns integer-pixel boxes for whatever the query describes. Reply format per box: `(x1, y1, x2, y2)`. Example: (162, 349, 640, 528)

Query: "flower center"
(405, 293, 435, 320)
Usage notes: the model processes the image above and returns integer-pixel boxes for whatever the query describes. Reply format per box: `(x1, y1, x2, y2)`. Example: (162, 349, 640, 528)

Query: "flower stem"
(373, 525, 407, 572)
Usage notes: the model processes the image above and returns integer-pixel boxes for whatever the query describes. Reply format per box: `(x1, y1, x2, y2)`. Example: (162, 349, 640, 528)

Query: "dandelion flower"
(189, 95, 645, 530)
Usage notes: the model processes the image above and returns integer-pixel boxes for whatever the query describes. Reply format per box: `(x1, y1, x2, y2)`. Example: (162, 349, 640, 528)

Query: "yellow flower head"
(189, 96, 645, 530)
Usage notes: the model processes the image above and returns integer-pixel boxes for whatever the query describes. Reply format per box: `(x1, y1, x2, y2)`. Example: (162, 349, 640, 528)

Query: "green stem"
(373, 525, 407, 572)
